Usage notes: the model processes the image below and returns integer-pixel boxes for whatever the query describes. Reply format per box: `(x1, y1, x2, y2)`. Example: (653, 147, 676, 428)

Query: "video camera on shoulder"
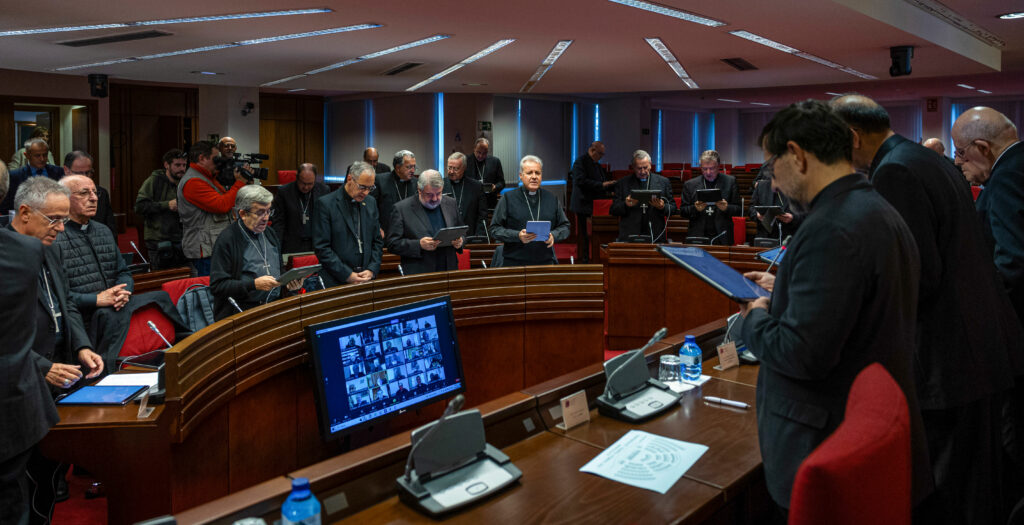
(214, 153, 270, 184)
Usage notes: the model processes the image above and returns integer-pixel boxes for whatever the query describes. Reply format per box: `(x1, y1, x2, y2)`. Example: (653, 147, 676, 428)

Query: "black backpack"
(176, 283, 216, 332)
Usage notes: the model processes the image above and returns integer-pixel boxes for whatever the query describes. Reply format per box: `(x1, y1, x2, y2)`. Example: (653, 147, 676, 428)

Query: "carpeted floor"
(51, 468, 106, 525)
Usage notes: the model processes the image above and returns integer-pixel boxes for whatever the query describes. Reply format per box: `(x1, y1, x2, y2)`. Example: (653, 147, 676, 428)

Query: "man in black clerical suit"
(749, 157, 802, 244)
(10, 175, 103, 525)
(489, 155, 570, 267)
(610, 149, 674, 243)
(570, 141, 616, 261)
(739, 100, 932, 514)
(314, 162, 384, 287)
(443, 152, 488, 237)
(386, 170, 465, 275)
(271, 163, 331, 254)
(372, 150, 418, 235)
(680, 150, 740, 245)
(363, 147, 391, 174)
(464, 138, 505, 208)
(1, 138, 63, 215)
(0, 162, 56, 525)
(835, 95, 1020, 525)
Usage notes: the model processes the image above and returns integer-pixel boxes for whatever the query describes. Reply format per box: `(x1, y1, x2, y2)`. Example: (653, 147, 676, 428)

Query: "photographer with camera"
(178, 140, 246, 277)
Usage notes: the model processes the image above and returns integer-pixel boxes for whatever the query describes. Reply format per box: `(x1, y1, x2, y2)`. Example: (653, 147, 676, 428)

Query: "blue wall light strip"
(692, 113, 699, 162)
(571, 103, 579, 167)
(516, 99, 523, 163)
(594, 103, 601, 142)
(950, 104, 960, 156)
(364, 99, 374, 148)
(655, 110, 663, 172)
(708, 113, 715, 152)
(436, 93, 445, 171)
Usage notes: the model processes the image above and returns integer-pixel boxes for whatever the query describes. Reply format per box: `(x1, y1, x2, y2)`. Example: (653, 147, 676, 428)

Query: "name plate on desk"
(557, 390, 590, 430)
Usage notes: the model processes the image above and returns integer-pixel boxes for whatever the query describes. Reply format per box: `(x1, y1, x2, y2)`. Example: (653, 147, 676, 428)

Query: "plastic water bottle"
(679, 335, 702, 381)
(281, 477, 321, 525)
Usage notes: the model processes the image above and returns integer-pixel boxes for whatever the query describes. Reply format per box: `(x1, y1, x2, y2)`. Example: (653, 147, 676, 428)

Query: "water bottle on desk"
(679, 335, 702, 381)
(281, 477, 321, 525)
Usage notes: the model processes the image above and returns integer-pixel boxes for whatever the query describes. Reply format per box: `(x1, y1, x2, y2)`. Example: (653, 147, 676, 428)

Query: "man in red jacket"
(176, 140, 246, 276)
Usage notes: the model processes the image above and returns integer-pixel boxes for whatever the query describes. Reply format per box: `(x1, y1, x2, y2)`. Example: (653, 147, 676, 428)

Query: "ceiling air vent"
(58, 30, 173, 47)
(720, 57, 758, 71)
(381, 62, 424, 76)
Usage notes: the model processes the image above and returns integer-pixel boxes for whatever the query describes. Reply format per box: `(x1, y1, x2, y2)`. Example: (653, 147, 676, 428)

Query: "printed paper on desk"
(580, 430, 708, 494)
(557, 390, 590, 430)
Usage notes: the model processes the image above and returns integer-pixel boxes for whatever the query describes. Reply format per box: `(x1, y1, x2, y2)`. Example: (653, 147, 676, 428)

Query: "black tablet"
(629, 189, 661, 205)
(658, 245, 770, 302)
(695, 188, 722, 203)
(57, 385, 149, 406)
(434, 226, 468, 247)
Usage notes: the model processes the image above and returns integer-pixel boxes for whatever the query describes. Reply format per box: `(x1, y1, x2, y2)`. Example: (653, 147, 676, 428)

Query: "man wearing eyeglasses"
(386, 170, 464, 275)
(372, 150, 418, 236)
(8, 175, 103, 525)
(210, 185, 303, 320)
(1, 138, 63, 216)
(314, 162, 384, 287)
(62, 151, 116, 234)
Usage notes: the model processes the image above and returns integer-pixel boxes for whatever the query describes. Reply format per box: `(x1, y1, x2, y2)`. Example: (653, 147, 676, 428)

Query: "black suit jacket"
(270, 180, 332, 254)
(680, 174, 741, 244)
(34, 244, 93, 375)
(610, 174, 674, 242)
(386, 196, 463, 275)
(741, 174, 932, 508)
(464, 155, 505, 193)
(0, 164, 64, 214)
(977, 141, 1024, 329)
(749, 177, 803, 240)
(94, 185, 118, 234)
(313, 191, 383, 287)
(0, 227, 57, 463)
(372, 171, 418, 235)
(869, 134, 1018, 408)
(569, 154, 607, 214)
(443, 177, 487, 236)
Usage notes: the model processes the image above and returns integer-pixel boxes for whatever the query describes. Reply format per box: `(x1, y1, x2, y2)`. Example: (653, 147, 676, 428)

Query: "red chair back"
(457, 249, 471, 270)
(161, 276, 210, 305)
(662, 162, 685, 170)
(120, 304, 176, 357)
(732, 216, 747, 246)
(592, 199, 613, 216)
(290, 254, 320, 269)
(674, 197, 682, 209)
(662, 169, 682, 179)
(117, 227, 140, 259)
(788, 363, 911, 525)
(971, 185, 982, 201)
(278, 170, 297, 185)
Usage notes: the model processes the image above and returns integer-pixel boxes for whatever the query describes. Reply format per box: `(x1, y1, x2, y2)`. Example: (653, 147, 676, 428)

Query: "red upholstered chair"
(611, 170, 631, 180)
(788, 363, 911, 525)
(117, 227, 141, 260)
(119, 304, 176, 359)
(161, 276, 210, 305)
(457, 249, 471, 270)
(971, 185, 982, 201)
(290, 254, 320, 269)
(662, 169, 682, 179)
(592, 199, 613, 216)
(278, 170, 297, 185)
(674, 197, 682, 209)
(662, 162, 685, 170)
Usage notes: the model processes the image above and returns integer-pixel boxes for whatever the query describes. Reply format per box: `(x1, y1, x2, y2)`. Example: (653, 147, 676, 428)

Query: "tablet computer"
(629, 189, 661, 205)
(695, 188, 722, 203)
(757, 246, 786, 264)
(434, 225, 468, 247)
(278, 264, 322, 285)
(658, 245, 770, 302)
(57, 385, 149, 406)
(754, 205, 784, 229)
(526, 221, 550, 241)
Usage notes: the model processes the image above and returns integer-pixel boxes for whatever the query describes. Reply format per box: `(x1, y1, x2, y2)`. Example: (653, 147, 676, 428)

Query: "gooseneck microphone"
(404, 394, 466, 481)
(482, 220, 491, 244)
(604, 327, 667, 399)
(147, 321, 173, 350)
(129, 241, 150, 265)
(228, 297, 244, 313)
(709, 230, 728, 246)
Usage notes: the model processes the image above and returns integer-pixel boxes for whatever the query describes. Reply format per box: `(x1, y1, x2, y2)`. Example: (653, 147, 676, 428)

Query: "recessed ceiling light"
(956, 83, 975, 89)
(998, 12, 1024, 20)
(729, 30, 876, 79)
(191, 70, 222, 75)
(750, 102, 771, 106)
(0, 8, 333, 37)
(825, 91, 844, 96)
(407, 39, 516, 92)
(977, 89, 992, 94)
(644, 38, 698, 88)
(262, 34, 449, 86)
(287, 88, 307, 92)
(462, 83, 488, 86)
(56, 24, 380, 71)
(521, 40, 573, 93)
(607, 0, 725, 27)
(717, 98, 740, 103)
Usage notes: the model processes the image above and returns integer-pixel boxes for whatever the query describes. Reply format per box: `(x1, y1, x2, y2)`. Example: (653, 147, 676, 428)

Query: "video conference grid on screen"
(311, 300, 462, 435)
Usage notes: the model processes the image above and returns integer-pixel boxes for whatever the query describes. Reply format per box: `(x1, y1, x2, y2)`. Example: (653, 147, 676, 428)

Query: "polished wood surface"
(132, 266, 192, 294)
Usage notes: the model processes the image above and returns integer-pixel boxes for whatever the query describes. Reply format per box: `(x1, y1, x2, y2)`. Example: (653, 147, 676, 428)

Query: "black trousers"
(25, 448, 63, 525)
(0, 447, 33, 525)
(574, 212, 591, 263)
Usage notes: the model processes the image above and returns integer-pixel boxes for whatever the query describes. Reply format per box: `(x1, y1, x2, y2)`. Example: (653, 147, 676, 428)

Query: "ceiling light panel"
(644, 38, 698, 88)
(729, 30, 876, 79)
(262, 35, 450, 87)
(56, 24, 380, 71)
(0, 8, 333, 37)
(521, 40, 573, 92)
(607, 0, 725, 27)
(407, 39, 515, 92)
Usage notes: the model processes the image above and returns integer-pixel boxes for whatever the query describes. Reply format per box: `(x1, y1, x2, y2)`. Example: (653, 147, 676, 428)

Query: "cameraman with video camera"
(178, 140, 246, 277)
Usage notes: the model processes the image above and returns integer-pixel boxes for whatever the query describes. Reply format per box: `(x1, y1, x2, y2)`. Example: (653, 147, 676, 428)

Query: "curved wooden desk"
(42, 264, 604, 524)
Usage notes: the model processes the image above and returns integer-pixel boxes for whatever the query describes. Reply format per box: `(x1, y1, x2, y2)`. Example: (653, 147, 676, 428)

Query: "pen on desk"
(703, 396, 750, 409)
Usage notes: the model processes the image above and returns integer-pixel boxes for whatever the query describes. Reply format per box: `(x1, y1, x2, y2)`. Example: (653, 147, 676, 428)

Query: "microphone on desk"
(147, 320, 173, 350)
(765, 235, 792, 273)
(481, 260, 487, 269)
(398, 264, 405, 277)
(228, 297, 244, 313)
(404, 394, 465, 481)
(317, 275, 326, 290)
(482, 220, 491, 244)
(709, 230, 728, 246)
(129, 241, 150, 266)
(603, 327, 667, 399)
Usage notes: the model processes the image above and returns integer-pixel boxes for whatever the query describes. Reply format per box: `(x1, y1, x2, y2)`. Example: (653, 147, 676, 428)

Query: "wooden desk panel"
(372, 273, 448, 311)
(132, 266, 191, 294)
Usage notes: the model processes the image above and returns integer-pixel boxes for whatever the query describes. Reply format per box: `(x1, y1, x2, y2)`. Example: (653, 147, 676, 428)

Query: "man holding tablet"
(489, 155, 570, 267)
(738, 100, 932, 517)
(386, 170, 465, 275)
(611, 149, 674, 243)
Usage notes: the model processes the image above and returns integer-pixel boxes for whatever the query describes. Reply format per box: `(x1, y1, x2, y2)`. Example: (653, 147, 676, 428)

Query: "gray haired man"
(372, 149, 418, 235)
(386, 169, 465, 275)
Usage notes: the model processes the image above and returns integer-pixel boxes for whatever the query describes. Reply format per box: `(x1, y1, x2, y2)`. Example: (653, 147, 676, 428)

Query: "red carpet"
(52, 468, 106, 525)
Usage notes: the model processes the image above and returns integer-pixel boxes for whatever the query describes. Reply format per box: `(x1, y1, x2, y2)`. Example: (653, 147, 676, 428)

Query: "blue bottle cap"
(291, 477, 312, 498)
(684, 335, 696, 343)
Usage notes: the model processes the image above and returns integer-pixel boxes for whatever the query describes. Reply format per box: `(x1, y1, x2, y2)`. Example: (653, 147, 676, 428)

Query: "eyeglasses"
(29, 206, 70, 227)
(352, 182, 376, 193)
(71, 188, 99, 197)
(244, 208, 275, 218)
(954, 140, 980, 160)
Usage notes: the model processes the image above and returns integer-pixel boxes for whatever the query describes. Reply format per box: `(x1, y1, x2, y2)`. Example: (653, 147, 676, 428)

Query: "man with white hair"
(610, 149, 674, 243)
(210, 184, 303, 320)
(489, 155, 570, 266)
(386, 169, 465, 275)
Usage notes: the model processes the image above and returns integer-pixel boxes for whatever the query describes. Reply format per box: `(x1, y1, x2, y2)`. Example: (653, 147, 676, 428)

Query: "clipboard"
(695, 188, 722, 203)
(526, 221, 550, 241)
(629, 189, 661, 205)
(277, 264, 322, 284)
(433, 225, 468, 247)
(658, 245, 770, 302)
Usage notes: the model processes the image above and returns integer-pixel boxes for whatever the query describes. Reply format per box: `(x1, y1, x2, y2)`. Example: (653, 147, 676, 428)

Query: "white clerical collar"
(527, 190, 538, 195)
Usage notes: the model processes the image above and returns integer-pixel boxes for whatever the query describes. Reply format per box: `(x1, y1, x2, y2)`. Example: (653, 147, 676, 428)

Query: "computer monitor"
(305, 295, 466, 441)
